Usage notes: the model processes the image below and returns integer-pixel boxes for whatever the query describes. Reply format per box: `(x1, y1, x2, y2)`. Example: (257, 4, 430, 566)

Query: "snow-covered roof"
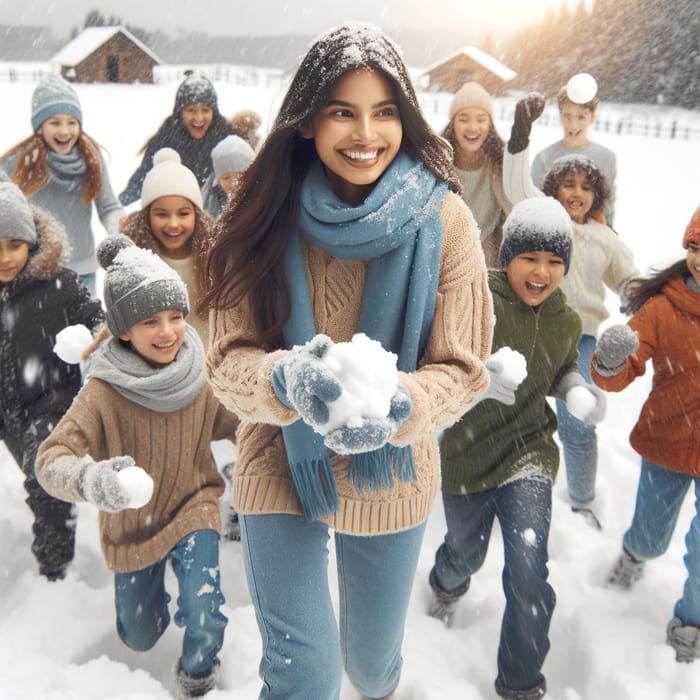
(422, 46, 516, 82)
(50, 26, 161, 67)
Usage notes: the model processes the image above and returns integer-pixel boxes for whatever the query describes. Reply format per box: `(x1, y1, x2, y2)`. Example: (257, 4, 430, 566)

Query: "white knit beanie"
(211, 135, 255, 179)
(449, 81, 494, 120)
(140, 148, 203, 209)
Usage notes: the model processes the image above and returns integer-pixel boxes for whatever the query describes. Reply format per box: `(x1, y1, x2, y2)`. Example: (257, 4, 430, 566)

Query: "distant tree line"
(1, 2, 699, 109)
(501, 0, 700, 109)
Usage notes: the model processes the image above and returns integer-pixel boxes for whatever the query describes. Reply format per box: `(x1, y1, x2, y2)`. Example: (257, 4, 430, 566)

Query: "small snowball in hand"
(116, 466, 154, 509)
(489, 346, 528, 386)
(566, 385, 597, 421)
(54, 324, 93, 364)
(318, 333, 399, 436)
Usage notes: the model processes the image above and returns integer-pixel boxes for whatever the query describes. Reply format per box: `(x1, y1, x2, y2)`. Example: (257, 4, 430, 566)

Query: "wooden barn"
(50, 26, 161, 84)
(421, 47, 516, 95)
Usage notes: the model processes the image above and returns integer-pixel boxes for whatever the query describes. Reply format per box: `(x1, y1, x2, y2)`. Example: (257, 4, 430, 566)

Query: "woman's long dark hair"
(624, 259, 688, 314)
(199, 23, 459, 348)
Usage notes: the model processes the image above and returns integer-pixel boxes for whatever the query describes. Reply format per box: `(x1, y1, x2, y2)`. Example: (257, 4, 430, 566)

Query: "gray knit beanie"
(211, 135, 255, 179)
(0, 172, 37, 245)
(174, 75, 218, 116)
(500, 197, 573, 273)
(141, 148, 203, 209)
(31, 74, 82, 132)
(98, 234, 189, 337)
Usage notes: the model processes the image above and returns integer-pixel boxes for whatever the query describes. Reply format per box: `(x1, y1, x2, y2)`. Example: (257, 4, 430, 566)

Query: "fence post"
(671, 121, 677, 139)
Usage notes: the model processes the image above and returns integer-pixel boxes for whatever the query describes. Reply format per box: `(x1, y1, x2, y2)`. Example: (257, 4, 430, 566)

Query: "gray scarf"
(85, 324, 205, 412)
(47, 148, 87, 192)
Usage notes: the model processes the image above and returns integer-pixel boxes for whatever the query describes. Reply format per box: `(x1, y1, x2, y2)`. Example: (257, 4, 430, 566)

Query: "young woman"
(201, 23, 493, 700)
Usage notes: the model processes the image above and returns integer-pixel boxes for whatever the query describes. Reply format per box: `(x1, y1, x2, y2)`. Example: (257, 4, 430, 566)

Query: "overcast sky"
(0, 0, 570, 38)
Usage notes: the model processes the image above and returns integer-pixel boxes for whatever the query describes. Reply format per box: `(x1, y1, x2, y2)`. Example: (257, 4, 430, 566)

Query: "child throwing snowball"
(429, 197, 606, 700)
(502, 92, 638, 529)
(36, 234, 238, 699)
(591, 206, 700, 663)
(201, 23, 493, 700)
(1, 74, 124, 295)
(0, 173, 103, 581)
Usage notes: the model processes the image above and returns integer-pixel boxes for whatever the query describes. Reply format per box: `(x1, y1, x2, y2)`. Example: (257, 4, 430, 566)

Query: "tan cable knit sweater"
(36, 379, 238, 573)
(206, 191, 493, 535)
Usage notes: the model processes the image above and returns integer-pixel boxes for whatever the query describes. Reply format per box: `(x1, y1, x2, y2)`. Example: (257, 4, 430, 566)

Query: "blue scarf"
(280, 152, 447, 520)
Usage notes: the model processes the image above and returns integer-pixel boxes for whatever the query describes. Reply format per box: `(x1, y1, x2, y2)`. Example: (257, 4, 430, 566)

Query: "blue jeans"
(79, 271, 97, 297)
(556, 334, 597, 504)
(433, 476, 555, 691)
(114, 529, 227, 677)
(622, 458, 700, 627)
(239, 513, 425, 700)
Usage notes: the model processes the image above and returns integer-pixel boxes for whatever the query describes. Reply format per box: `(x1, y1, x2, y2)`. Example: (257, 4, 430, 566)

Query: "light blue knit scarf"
(281, 152, 447, 520)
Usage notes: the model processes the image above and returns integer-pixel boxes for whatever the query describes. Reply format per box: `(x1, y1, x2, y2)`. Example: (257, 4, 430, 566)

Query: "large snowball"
(566, 73, 598, 104)
(117, 466, 154, 509)
(318, 333, 399, 435)
(490, 346, 528, 386)
(53, 324, 93, 365)
(566, 385, 597, 421)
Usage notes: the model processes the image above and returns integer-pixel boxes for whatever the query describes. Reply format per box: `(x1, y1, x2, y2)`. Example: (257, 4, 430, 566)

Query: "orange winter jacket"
(592, 276, 700, 475)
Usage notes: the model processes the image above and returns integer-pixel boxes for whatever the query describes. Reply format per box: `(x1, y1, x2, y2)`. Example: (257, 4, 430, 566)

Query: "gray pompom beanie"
(499, 197, 573, 273)
(31, 74, 82, 132)
(211, 135, 255, 179)
(98, 234, 189, 337)
(140, 148, 203, 209)
(0, 171, 37, 245)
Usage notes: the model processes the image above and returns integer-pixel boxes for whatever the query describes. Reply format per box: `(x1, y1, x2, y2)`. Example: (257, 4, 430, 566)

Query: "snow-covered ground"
(1, 74, 700, 700)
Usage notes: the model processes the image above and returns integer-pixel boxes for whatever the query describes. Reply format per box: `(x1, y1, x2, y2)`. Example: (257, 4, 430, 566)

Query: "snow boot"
(667, 618, 700, 663)
(175, 660, 220, 698)
(428, 566, 469, 627)
(571, 504, 602, 531)
(495, 679, 546, 700)
(607, 550, 644, 589)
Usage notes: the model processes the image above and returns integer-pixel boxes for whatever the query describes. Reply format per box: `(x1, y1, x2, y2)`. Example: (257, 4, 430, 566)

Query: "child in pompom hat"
(591, 206, 700, 663)
(503, 94, 639, 530)
(0, 172, 104, 581)
(442, 81, 511, 267)
(1, 74, 124, 294)
(430, 196, 606, 700)
(36, 233, 238, 698)
(120, 147, 240, 539)
(120, 147, 214, 347)
(201, 134, 255, 219)
(120, 75, 232, 206)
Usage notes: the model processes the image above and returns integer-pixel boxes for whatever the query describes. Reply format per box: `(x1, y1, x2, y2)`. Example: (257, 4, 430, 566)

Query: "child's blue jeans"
(622, 458, 700, 627)
(114, 529, 227, 677)
(433, 475, 555, 692)
(556, 333, 598, 505)
(239, 512, 425, 700)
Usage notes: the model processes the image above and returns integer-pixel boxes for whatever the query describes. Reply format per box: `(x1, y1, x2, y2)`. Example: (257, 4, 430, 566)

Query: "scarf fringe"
(350, 444, 417, 492)
(290, 456, 340, 521)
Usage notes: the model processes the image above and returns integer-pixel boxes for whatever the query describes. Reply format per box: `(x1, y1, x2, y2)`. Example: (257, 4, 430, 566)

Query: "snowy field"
(1, 73, 700, 700)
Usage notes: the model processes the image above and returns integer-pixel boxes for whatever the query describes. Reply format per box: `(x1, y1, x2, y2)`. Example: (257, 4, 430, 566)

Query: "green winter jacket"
(440, 269, 581, 494)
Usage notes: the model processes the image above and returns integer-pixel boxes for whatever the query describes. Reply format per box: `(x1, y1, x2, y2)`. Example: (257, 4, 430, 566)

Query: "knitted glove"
(271, 334, 343, 427)
(80, 456, 137, 513)
(552, 372, 607, 424)
(593, 325, 639, 376)
(507, 92, 546, 154)
(474, 354, 526, 406)
(324, 385, 412, 455)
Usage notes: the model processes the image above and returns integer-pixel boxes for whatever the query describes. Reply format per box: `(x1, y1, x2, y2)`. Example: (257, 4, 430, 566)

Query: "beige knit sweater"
(206, 191, 493, 535)
(36, 379, 238, 573)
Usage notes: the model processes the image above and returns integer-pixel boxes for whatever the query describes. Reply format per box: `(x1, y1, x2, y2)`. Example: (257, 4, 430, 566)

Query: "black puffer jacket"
(0, 207, 104, 436)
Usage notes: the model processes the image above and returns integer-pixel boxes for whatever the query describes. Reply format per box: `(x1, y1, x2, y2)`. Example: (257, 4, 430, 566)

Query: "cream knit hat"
(449, 81, 494, 120)
(140, 148, 203, 209)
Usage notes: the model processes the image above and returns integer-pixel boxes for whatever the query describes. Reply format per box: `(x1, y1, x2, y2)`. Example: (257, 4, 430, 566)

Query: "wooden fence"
(2, 62, 699, 140)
